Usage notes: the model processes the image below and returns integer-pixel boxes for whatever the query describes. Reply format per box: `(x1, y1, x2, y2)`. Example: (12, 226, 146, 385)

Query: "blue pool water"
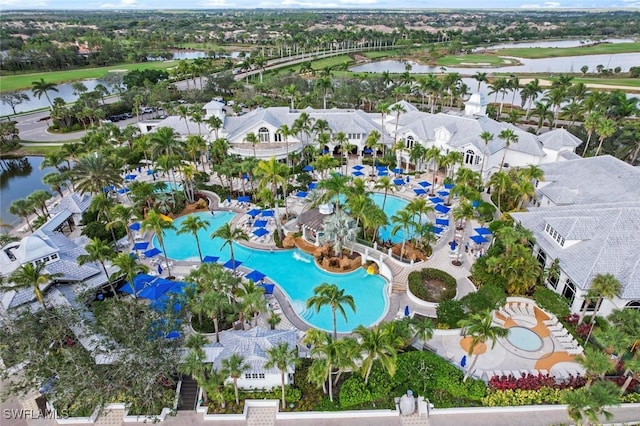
(156, 181, 183, 192)
(153, 211, 389, 333)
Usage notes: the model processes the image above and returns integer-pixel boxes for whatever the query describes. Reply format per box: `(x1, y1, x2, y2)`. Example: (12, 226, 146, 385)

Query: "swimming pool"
(155, 181, 183, 192)
(153, 211, 389, 333)
(507, 327, 543, 351)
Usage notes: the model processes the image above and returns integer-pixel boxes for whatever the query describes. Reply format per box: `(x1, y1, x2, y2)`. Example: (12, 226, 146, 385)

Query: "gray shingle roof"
(512, 202, 640, 299)
(50, 193, 92, 216)
(539, 128, 583, 150)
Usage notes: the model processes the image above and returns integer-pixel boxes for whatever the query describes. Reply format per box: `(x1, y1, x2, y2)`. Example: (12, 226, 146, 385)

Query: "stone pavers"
(246, 406, 277, 426)
(94, 408, 125, 426)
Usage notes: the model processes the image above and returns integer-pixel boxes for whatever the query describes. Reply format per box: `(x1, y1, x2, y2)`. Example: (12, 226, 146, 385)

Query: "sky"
(1, 0, 640, 9)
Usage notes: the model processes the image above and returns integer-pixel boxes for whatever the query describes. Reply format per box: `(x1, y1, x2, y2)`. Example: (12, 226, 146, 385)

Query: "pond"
(350, 52, 640, 75)
(473, 38, 635, 51)
(0, 156, 58, 227)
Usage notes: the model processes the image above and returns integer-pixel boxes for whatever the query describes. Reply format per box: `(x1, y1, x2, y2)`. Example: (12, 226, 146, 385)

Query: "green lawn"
(498, 42, 640, 59)
(437, 54, 513, 67)
(309, 55, 354, 71)
(362, 49, 404, 59)
(0, 61, 180, 92)
(573, 77, 640, 88)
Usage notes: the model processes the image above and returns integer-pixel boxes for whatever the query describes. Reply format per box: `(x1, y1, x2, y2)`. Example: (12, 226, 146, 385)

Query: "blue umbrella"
(129, 222, 141, 231)
(157, 264, 163, 275)
(143, 247, 162, 258)
(404, 305, 410, 317)
(253, 228, 269, 237)
(418, 181, 432, 187)
(202, 255, 220, 263)
(261, 210, 274, 217)
(245, 270, 266, 282)
(413, 188, 427, 195)
(363, 148, 373, 154)
(444, 183, 455, 189)
(223, 259, 243, 270)
(353, 171, 364, 176)
(474, 227, 492, 235)
(435, 218, 449, 226)
(303, 165, 314, 171)
(429, 197, 444, 204)
(129, 253, 138, 259)
(117, 188, 130, 194)
(461, 355, 467, 368)
(308, 182, 317, 190)
(430, 226, 444, 234)
(470, 235, 489, 244)
(437, 190, 449, 196)
(352, 165, 364, 170)
(125, 174, 137, 180)
(393, 168, 403, 174)
(393, 179, 405, 185)
(133, 241, 149, 250)
(434, 204, 451, 214)
(242, 173, 249, 179)
(376, 165, 387, 171)
(139, 279, 175, 301)
(259, 283, 275, 294)
(165, 330, 181, 340)
(378, 171, 389, 176)
(146, 169, 156, 175)
(450, 240, 458, 250)
(472, 200, 481, 208)
(247, 208, 261, 217)
(238, 195, 251, 202)
(296, 191, 308, 198)
(120, 274, 156, 295)
(253, 220, 267, 228)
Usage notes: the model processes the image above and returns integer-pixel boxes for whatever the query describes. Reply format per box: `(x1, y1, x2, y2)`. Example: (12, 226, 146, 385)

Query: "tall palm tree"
(42, 172, 67, 197)
(594, 118, 617, 157)
(488, 77, 509, 118)
(31, 78, 58, 107)
(317, 173, 350, 213)
(77, 237, 118, 296)
(498, 129, 518, 170)
(391, 208, 417, 261)
(478, 131, 493, 182)
(458, 309, 508, 381)
(194, 291, 230, 343)
(389, 103, 406, 144)
(452, 201, 475, 265)
(141, 210, 176, 276)
(585, 274, 622, 344)
(264, 343, 300, 409)
(177, 215, 210, 262)
(316, 76, 333, 109)
(374, 176, 395, 210)
(27, 190, 52, 220)
(111, 252, 149, 297)
(9, 199, 35, 232)
(211, 222, 248, 272)
(221, 353, 250, 405)
(576, 347, 612, 388)
(564, 380, 620, 426)
(364, 130, 382, 175)
(521, 78, 542, 120)
(424, 146, 442, 195)
(9, 263, 61, 309)
(472, 72, 487, 92)
(354, 324, 401, 384)
(304, 329, 340, 402)
(306, 282, 355, 339)
(277, 124, 296, 166)
(73, 152, 123, 197)
(244, 132, 259, 158)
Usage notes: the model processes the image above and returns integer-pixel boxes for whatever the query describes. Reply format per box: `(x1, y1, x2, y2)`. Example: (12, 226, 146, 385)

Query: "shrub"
(482, 388, 568, 407)
(436, 299, 465, 328)
(339, 376, 372, 408)
(488, 372, 586, 391)
(408, 268, 456, 303)
(460, 284, 506, 315)
(533, 287, 570, 318)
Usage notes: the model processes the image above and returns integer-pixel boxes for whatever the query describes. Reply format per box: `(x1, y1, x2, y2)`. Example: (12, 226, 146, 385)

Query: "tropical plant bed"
(391, 242, 428, 262)
(190, 312, 235, 334)
(409, 268, 456, 303)
(314, 247, 362, 273)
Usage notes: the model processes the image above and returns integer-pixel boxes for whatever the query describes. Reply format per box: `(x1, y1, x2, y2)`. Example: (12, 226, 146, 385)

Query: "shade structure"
(223, 259, 242, 269)
(474, 227, 492, 235)
(378, 171, 389, 176)
(259, 283, 275, 294)
(363, 148, 373, 154)
(352, 165, 364, 170)
(435, 218, 449, 226)
(120, 274, 156, 295)
(470, 235, 489, 244)
(124, 174, 137, 180)
(303, 165, 314, 171)
(133, 241, 149, 250)
(261, 210, 274, 217)
(146, 169, 156, 175)
(296, 191, 308, 198)
(444, 183, 455, 189)
(437, 190, 449, 196)
(430, 226, 444, 234)
(450, 240, 458, 250)
(413, 188, 427, 195)
(202, 255, 220, 263)
(353, 171, 364, 177)
(238, 195, 251, 202)
(117, 188, 130, 194)
(393, 179, 405, 186)
(429, 197, 444, 204)
(393, 168, 403, 174)
(308, 182, 317, 190)
(129, 222, 141, 231)
(376, 165, 387, 171)
(461, 355, 467, 368)
(139, 279, 177, 301)
(253, 228, 269, 237)
(434, 204, 451, 214)
(143, 247, 162, 258)
(253, 219, 267, 228)
(404, 305, 410, 317)
(242, 173, 249, 179)
(418, 181, 432, 188)
(245, 270, 266, 282)
(247, 208, 261, 217)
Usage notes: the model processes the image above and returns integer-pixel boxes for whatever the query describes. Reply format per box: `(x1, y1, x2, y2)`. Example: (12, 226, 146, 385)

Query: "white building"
(511, 155, 640, 317)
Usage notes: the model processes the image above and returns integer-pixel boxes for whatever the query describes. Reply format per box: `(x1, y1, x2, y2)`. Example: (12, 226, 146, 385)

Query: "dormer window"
(544, 223, 565, 247)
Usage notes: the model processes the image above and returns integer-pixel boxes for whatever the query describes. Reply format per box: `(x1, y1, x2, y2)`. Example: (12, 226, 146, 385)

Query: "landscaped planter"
(407, 268, 458, 309)
(53, 405, 100, 424)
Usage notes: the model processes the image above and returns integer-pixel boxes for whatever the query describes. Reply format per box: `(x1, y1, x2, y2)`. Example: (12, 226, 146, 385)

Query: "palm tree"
(424, 146, 442, 195)
(141, 210, 176, 276)
(458, 309, 509, 381)
(42, 172, 67, 197)
(317, 173, 350, 213)
(177, 215, 210, 262)
(27, 190, 52, 220)
(478, 131, 493, 182)
(31, 78, 58, 107)
(306, 282, 355, 339)
(277, 124, 296, 166)
(498, 129, 518, 170)
(211, 222, 248, 272)
(264, 343, 300, 409)
(619, 357, 640, 394)
(521, 78, 542, 120)
(594, 118, 617, 157)
(364, 130, 382, 175)
(221, 353, 250, 405)
(391, 208, 416, 261)
(316, 76, 333, 109)
(576, 348, 612, 388)
(583, 274, 622, 344)
(77, 237, 118, 296)
(488, 171, 509, 213)
(9, 263, 61, 309)
(111, 252, 149, 297)
(9, 199, 35, 232)
(194, 291, 230, 343)
(304, 329, 340, 401)
(244, 132, 259, 158)
(472, 72, 487, 92)
(389, 103, 406, 143)
(354, 324, 401, 384)
(488, 77, 509, 118)
(374, 176, 395, 210)
(581, 112, 601, 156)
(564, 380, 620, 426)
(452, 201, 475, 265)
(73, 152, 123, 197)
(410, 317, 435, 348)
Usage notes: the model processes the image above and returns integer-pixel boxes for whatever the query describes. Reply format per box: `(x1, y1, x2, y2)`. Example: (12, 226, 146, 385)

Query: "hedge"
(436, 299, 465, 329)
(460, 284, 506, 315)
(408, 268, 457, 303)
(533, 287, 571, 318)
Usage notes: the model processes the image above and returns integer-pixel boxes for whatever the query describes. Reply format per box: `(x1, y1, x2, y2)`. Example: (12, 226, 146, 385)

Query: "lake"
(473, 38, 635, 51)
(350, 52, 640, 76)
(0, 156, 58, 227)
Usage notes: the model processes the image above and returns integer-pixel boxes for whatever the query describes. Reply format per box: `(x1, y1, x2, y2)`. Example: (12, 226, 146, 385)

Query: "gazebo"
(297, 204, 334, 246)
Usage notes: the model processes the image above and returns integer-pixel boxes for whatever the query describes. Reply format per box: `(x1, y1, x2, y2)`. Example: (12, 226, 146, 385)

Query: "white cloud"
(339, 0, 378, 4)
(197, 0, 228, 5)
(520, 1, 562, 6)
(0, 0, 47, 5)
(100, 0, 142, 7)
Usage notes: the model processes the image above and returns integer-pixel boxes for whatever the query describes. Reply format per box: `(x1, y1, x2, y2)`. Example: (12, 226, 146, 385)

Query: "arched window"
(562, 279, 576, 304)
(258, 127, 270, 143)
(625, 301, 640, 310)
(406, 136, 415, 149)
(464, 149, 475, 165)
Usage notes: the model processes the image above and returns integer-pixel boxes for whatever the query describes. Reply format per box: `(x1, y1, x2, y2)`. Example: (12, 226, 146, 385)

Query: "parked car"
(141, 107, 153, 113)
